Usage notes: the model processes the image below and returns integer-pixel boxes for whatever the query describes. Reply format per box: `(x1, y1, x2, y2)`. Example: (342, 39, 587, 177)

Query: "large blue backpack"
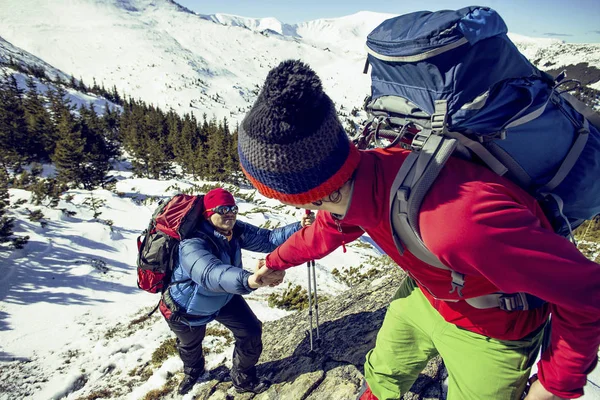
(359, 6, 600, 311)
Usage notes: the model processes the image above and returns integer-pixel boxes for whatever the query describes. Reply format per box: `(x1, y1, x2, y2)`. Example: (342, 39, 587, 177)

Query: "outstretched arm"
(236, 220, 301, 253)
(266, 210, 365, 270)
(179, 237, 273, 293)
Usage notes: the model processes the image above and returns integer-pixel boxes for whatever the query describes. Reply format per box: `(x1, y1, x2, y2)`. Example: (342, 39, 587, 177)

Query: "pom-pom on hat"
(238, 59, 360, 205)
(203, 188, 236, 217)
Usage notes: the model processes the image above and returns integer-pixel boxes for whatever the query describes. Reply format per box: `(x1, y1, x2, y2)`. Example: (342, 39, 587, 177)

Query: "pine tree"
(46, 84, 74, 125)
(0, 72, 29, 168)
(79, 104, 111, 189)
(52, 110, 85, 186)
(121, 100, 171, 179)
(23, 77, 56, 161)
(120, 101, 146, 176)
(170, 112, 207, 178)
(205, 117, 227, 180)
(0, 166, 14, 243)
(229, 122, 240, 178)
(220, 117, 240, 179)
(111, 85, 122, 105)
(101, 103, 121, 157)
(144, 105, 172, 179)
(77, 76, 86, 92)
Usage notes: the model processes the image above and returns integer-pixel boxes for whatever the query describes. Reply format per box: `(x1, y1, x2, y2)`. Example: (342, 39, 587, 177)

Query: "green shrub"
(27, 209, 45, 223)
(205, 326, 233, 346)
(104, 326, 120, 340)
(575, 218, 600, 243)
(11, 198, 27, 208)
(151, 338, 178, 366)
(60, 208, 77, 217)
(11, 236, 29, 249)
(331, 255, 395, 287)
(128, 314, 151, 328)
(347, 240, 375, 250)
(331, 266, 378, 287)
(141, 374, 176, 400)
(577, 242, 599, 263)
(235, 190, 257, 203)
(82, 196, 106, 219)
(268, 283, 309, 311)
(30, 178, 67, 207)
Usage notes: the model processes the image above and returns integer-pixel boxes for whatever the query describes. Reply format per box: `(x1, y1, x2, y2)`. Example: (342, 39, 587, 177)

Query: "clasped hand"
(247, 259, 285, 289)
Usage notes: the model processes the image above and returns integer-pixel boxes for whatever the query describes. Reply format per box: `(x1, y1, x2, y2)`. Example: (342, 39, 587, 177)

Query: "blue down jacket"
(168, 219, 301, 325)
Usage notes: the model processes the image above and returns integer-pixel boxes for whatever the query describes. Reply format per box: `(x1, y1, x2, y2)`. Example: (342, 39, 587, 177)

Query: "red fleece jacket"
(266, 147, 600, 398)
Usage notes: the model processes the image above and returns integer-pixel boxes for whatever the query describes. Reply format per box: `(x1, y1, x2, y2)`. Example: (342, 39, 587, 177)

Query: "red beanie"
(203, 188, 236, 217)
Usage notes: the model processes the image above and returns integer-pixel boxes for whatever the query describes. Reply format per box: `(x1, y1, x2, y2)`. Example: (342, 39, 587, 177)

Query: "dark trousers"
(164, 295, 263, 385)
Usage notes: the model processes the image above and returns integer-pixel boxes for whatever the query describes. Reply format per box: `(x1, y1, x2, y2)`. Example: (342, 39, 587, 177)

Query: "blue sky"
(176, 0, 600, 43)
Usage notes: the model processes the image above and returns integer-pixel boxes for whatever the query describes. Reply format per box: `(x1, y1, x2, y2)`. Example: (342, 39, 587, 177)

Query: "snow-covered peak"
(201, 10, 396, 53)
(0, 0, 370, 123)
(106, 0, 194, 14)
(294, 11, 395, 53)
(0, 0, 598, 123)
(199, 13, 298, 37)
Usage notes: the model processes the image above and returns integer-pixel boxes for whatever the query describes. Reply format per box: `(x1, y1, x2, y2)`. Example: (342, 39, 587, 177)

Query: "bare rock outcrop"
(195, 267, 447, 400)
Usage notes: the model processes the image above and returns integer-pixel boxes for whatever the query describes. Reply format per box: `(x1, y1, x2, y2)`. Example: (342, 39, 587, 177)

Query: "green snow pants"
(364, 277, 544, 400)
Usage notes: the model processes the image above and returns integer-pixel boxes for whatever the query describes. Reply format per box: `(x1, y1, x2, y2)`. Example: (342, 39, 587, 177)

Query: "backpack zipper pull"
(334, 218, 347, 253)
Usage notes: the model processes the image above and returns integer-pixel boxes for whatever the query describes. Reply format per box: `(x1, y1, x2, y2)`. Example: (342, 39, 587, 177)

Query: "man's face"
(208, 205, 238, 232)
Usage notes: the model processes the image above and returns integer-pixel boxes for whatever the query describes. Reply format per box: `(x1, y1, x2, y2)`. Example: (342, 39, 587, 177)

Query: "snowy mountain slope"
(0, 166, 380, 399)
(1, 36, 117, 114)
(292, 11, 397, 54)
(1, 0, 599, 127)
(0, 0, 371, 124)
(0, 37, 71, 83)
(0, 66, 120, 115)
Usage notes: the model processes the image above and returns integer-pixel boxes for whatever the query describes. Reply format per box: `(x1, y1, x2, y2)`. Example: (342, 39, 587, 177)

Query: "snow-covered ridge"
(509, 33, 600, 71)
(0, 37, 71, 82)
(198, 13, 299, 37)
(0, 0, 373, 125)
(204, 11, 600, 70)
(199, 11, 397, 53)
(0, 0, 598, 123)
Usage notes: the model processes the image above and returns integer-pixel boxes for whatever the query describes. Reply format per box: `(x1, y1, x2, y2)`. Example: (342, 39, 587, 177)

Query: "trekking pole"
(304, 210, 320, 351)
(311, 258, 320, 344)
(306, 257, 315, 352)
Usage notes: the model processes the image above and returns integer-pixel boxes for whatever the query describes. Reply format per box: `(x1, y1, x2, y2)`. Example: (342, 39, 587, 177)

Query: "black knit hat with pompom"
(238, 60, 360, 204)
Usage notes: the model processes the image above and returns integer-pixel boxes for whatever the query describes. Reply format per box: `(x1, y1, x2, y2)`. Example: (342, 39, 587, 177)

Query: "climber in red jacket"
(237, 60, 600, 400)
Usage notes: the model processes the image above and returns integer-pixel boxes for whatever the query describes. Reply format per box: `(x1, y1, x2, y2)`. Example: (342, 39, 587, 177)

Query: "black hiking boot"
(233, 378, 271, 394)
(178, 373, 202, 395)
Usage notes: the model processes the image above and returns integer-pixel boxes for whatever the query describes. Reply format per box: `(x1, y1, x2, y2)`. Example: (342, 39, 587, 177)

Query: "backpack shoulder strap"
(389, 133, 545, 310)
(389, 133, 457, 270)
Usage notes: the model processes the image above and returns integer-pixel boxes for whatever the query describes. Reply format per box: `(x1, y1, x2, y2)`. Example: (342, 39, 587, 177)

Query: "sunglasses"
(210, 205, 239, 215)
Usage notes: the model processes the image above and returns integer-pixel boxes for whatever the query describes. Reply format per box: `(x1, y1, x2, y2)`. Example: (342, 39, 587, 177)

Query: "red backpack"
(136, 194, 205, 294)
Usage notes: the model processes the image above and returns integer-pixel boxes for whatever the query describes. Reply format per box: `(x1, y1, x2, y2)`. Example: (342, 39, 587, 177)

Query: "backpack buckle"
(431, 100, 448, 135)
(498, 293, 526, 311)
(411, 130, 432, 150)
